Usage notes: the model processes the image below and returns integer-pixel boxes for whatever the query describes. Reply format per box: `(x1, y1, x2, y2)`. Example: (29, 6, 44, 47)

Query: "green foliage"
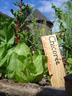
(52, 2, 72, 58)
(52, 4, 66, 34)
(0, 31, 44, 82)
(0, 0, 47, 83)
(0, 14, 14, 44)
(66, 58, 72, 74)
(63, 1, 72, 58)
(52, 1, 72, 73)
(0, 43, 43, 82)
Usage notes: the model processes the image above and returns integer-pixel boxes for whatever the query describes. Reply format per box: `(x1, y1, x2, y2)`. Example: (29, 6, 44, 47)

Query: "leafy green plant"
(66, 58, 72, 74)
(0, 43, 43, 82)
(0, 0, 47, 83)
(52, 2, 72, 58)
(52, 1, 72, 73)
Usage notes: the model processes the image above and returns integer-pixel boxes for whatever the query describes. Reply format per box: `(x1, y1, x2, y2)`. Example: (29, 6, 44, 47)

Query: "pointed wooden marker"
(41, 34, 66, 88)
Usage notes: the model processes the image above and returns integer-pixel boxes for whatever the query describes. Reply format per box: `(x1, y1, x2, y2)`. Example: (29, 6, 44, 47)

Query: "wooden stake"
(41, 34, 66, 88)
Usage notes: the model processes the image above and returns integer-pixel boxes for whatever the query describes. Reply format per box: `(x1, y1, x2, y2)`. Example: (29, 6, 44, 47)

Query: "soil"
(0, 79, 66, 96)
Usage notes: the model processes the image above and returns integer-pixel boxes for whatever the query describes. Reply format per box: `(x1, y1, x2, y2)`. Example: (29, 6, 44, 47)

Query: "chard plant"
(0, 0, 48, 83)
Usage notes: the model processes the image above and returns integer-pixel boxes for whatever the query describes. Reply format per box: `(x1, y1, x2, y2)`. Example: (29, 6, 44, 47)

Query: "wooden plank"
(41, 34, 66, 88)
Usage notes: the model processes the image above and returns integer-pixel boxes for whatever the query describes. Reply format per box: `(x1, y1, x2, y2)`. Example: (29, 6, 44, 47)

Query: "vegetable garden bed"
(0, 0, 72, 96)
(0, 79, 65, 96)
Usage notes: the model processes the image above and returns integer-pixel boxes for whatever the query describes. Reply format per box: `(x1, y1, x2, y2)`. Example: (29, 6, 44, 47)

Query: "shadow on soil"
(36, 87, 66, 96)
(0, 92, 7, 96)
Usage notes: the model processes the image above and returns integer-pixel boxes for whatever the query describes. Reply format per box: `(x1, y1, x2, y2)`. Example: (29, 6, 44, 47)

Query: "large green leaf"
(33, 52, 43, 76)
(66, 58, 72, 74)
(67, 58, 72, 65)
(7, 35, 15, 46)
(0, 44, 8, 67)
(0, 45, 5, 58)
(5, 43, 43, 83)
(14, 43, 31, 56)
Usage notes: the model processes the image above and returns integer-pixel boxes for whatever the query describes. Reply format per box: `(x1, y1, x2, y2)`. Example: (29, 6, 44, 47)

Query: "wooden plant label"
(41, 34, 66, 88)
